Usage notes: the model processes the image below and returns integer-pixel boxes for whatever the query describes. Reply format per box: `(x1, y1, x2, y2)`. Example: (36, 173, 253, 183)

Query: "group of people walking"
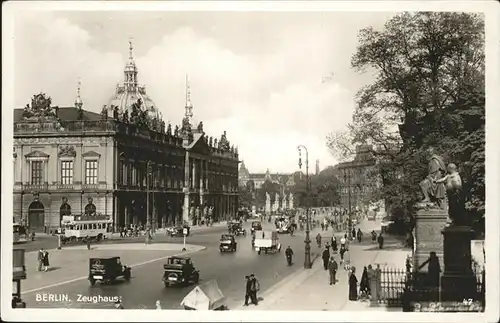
(243, 274, 260, 306)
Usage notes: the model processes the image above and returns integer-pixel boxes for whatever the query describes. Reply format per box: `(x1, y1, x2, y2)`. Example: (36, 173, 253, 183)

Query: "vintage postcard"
(2, 1, 499, 322)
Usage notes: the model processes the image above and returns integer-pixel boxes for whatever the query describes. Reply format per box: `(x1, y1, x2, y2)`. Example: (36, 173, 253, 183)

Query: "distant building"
(238, 166, 299, 190)
(13, 41, 239, 232)
(332, 144, 380, 210)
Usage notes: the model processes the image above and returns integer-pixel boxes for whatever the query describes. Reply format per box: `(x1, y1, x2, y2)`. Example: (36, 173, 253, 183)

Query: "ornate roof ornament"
(75, 78, 83, 110)
(22, 93, 58, 120)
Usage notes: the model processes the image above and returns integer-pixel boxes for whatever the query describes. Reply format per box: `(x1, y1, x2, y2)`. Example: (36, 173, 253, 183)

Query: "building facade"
(332, 144, 380, 211)
(238, 165, 296, 190)
(13, 42, 239, 232)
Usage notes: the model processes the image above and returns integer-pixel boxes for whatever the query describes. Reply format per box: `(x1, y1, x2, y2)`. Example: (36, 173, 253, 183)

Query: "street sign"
(183, 228, 188, 236)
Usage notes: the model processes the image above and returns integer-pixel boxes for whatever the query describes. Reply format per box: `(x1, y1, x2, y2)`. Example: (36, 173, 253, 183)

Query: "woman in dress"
(43, 250, 50, 272)
(331, 236, 338, 253)
(359, 266, 370, 298)
(348, 267, 358, 301)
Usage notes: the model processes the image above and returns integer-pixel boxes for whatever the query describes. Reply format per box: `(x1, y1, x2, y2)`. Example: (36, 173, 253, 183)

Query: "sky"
(12, 9, 397, 173)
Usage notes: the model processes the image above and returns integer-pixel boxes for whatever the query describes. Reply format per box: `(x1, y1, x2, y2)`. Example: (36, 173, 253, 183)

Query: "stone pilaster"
(414, 208, 448, 272)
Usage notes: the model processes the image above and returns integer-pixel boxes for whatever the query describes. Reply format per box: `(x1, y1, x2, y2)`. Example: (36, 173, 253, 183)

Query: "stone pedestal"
(414, 209, 448, 272)
(440, 226, 477, 302)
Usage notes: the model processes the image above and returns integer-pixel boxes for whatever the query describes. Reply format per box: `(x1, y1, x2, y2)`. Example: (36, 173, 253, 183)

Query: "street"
(20, 220, 323, 310)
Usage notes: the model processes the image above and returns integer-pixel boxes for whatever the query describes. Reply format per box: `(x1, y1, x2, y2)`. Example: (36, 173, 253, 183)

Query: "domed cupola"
(107, 40, 160, 122)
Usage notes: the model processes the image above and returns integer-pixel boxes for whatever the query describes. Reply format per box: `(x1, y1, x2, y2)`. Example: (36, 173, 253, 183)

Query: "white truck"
(254, 230, 281, 254)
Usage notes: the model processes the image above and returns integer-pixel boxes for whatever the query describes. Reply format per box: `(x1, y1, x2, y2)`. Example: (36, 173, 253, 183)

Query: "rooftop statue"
(167, 123, 172, 136)
(214, 138, 218, 149)
(197, 121, 204, 132)
(122, 110, 129, 123)
(174, 125, 179, 137)
(101, 105, 108, 119)
(209, 136, 213, 147)
(113, 106, 120, 120)
(22, 93, 57, 120)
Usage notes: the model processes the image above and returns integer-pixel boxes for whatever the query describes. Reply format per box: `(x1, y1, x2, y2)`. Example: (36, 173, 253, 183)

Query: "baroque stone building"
(13, 42, 239, 232)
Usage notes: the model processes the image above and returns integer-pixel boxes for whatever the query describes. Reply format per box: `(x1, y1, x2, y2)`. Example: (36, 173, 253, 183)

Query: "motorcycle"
(286, 255, 293, 266)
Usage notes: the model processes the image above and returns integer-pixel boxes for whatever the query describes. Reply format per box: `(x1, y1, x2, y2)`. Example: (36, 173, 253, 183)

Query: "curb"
(58, 243, 205, 252)
(235, 254, 320, 311)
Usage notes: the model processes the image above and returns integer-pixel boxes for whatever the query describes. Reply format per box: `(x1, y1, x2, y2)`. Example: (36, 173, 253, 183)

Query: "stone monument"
(265, 192, 271, 214)
(438, 163, 477, 301)
(413, 149, 448, 272)
(289, 193, 294, 210)
(282, 195, 287, 210)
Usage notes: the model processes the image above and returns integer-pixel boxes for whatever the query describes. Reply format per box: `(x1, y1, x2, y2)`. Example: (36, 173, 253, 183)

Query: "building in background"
(13, 41, 239, 233)
(238, 166, 298, 190)
(332, 144, 379, 211)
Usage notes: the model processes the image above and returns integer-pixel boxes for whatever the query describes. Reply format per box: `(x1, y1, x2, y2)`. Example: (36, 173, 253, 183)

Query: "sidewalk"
(238, 242, 411, 311)
(21, 243, 205, 293)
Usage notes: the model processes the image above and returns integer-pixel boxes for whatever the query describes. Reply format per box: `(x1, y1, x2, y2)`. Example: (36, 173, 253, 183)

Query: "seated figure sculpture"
(418, 147, 447, 209)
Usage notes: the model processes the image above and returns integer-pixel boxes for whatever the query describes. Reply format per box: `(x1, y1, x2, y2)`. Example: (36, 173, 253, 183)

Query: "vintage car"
(250, 221, 262, 234)
(228, 222, 246, 236)
(163, 256, 200, 287)
(88, 257, 131, 285)
(219, 234, 237, 252)
(170, 225, 191, 237)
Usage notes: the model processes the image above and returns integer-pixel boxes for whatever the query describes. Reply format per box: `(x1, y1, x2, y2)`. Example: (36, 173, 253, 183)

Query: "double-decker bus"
(60, 215, 113, 243)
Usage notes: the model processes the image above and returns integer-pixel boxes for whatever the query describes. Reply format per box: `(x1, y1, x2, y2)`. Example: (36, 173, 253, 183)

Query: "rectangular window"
(61, 160, 74, 185)
(85, 160, 98, 185)
(31, 161, 43, 185)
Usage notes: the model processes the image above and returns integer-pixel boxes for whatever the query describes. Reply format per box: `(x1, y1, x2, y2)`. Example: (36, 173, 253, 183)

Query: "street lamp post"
(146, 160, 152, 229)
(298, 145, 312, 269)
(344, 169, 353, 240)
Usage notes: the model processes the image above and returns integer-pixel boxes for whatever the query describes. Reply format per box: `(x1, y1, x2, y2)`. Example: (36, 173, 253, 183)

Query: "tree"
(327, 12, 485, 232)
(309, 167, 342, 207)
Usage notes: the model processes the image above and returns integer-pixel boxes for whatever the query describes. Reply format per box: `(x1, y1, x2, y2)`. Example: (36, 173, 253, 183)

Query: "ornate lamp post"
(343, 168, 353, 240)
(146, 160, 152, 228)
(298, 145, 312, 269)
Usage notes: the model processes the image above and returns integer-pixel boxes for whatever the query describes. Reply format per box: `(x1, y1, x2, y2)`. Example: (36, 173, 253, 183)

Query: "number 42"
(463, 298, 473, 305)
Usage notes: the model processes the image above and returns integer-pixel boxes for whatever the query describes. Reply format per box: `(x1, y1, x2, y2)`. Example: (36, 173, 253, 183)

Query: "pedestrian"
(351, 227, 356, 241)
(377, 233, 384, 249)
(243, 275, 252, 306)
(359, 266, 370, 299)
(339, 245, 346, 264)
(371, 230, 377, 243)
(328, 256, 338, 285)
(322, 247, 330, 270)
(155, 300, 162, 310)
(37, 248, 44, 271)
(418, 251, 441, 288)
(321, 223, 325, 231)
(42, 250, 50, 272)
(249, 274, 260, 305)
(357, 229, 363, 243)
(332, 236, 338, 253)
(348, 267, 359, 301)
(316, 233, 322, 248)
(86, 237, 91, 250)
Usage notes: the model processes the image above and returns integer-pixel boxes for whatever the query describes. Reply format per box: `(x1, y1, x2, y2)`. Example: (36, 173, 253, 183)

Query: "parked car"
(88, 257, 131, 285)
(162, 256, 200, 287)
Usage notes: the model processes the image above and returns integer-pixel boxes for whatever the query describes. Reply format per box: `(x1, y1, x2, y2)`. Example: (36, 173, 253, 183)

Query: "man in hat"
(328, 256, 338, 285)
(249, 274, 260, 305)
(243, 275, 252, 306)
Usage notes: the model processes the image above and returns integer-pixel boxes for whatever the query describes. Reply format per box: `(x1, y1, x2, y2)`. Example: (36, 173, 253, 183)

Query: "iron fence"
(378, 266, 485, 312)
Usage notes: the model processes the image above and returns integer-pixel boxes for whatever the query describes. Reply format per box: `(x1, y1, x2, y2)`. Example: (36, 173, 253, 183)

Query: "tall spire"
(185, 74, 193, 119)
(75, 78, 83, 109)
(124, 38, 138, 91)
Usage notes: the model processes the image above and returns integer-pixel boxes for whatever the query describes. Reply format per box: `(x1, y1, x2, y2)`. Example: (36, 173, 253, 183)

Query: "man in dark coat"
(322, 247, 330, 270)
(328, 257, 338, 285)
(377, 233, 384, 249)
(249, 274, 260, 305)
(243, 275, 252, 306)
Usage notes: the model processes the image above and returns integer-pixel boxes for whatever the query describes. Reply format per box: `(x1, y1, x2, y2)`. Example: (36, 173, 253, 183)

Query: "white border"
(2, 1, 499, 322)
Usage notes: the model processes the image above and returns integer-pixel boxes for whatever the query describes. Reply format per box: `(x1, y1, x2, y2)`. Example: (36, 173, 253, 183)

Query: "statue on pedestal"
(417, 147, 447, 210)
(435, 163, 466, 226)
